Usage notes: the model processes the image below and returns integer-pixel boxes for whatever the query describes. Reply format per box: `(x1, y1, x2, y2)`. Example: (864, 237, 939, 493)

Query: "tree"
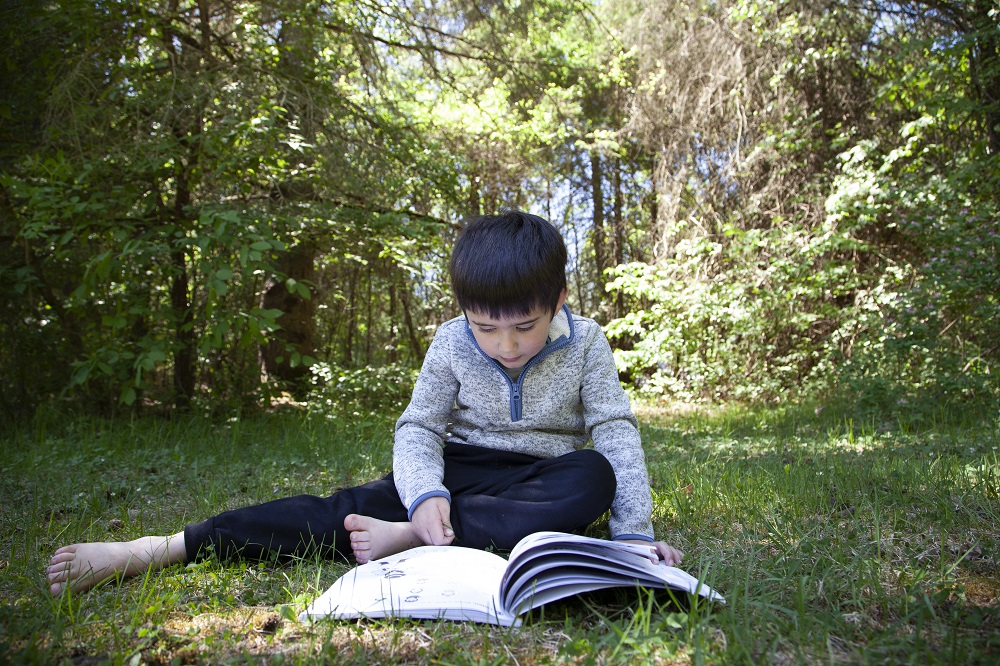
(602, 0, 998, 403)
(1, 0, 598, 415)
(0, 0, 461, 413)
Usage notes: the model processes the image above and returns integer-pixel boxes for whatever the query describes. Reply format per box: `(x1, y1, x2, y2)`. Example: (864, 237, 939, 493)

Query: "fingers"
(411, 496, 454, 546)
(654, 542, 684, 566)
(418, 520, 445, 546)
(421, 521, 453, 546)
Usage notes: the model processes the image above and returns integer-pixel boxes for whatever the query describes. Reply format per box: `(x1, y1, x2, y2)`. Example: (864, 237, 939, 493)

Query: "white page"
(504, 546, 655, 588)
(506, 565, 721, 612)
(508, 531, 657, 557)
(300, 546, 518, 626)
(504, 559, 654, 605)
(506, 532, 657, 573)
(502, 532, 725, 607)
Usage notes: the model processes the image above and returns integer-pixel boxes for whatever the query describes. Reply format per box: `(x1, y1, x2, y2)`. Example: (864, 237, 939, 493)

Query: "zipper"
(510, 380, 523, 422)
(506, 347, 551, 421)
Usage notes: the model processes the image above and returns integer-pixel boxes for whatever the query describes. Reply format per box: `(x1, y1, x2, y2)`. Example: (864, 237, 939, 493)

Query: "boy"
(47, 211, 682, 595)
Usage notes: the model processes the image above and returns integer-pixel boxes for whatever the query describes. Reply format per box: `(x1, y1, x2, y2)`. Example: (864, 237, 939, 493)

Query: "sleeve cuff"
(613, 534, 653, 542)
(407, 490, 452, 520)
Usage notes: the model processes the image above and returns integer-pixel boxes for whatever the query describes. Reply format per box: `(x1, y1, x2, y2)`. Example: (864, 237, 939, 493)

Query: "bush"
(306, 361, 419, 417)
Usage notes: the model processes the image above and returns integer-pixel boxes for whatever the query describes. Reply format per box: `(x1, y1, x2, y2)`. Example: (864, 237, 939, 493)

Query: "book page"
(507, 531, 657, 566)
(500, 532, 725, 614)
(301, 546, 518, 626)
(504, 556, 657, 606)
(503, 532, 658, 591)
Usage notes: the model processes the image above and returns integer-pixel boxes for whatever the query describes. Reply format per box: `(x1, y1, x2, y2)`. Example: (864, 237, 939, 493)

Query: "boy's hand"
(620, 539, 684, 566)
(410, 496, 455, 547)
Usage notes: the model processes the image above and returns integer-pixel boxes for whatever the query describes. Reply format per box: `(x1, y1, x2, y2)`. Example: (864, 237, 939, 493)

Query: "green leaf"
(277, 604, 298, 623)
(120, 385, 137, 405)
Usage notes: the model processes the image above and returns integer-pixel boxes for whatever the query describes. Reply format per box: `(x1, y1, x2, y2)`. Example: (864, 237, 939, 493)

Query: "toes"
(49, 551, 75, 566)
(47, 562, 71, 580)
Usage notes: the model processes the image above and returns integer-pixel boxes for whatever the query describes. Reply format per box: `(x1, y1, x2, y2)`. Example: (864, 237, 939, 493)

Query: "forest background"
(1, 2, 998, 664)
(1, 0, 998, 419)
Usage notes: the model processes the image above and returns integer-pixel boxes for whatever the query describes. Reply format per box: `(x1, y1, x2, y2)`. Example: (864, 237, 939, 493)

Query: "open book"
(301, 531, 724, 626)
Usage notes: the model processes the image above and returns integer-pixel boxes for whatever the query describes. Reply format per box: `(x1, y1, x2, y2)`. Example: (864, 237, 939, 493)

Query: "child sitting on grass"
(47, 210, 683, 595)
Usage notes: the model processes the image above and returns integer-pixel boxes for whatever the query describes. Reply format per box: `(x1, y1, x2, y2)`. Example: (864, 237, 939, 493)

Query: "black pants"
(183, 442, 617, 563)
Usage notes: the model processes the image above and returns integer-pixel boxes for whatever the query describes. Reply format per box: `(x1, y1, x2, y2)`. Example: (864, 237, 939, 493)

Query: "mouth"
(500, 356, 522, 364)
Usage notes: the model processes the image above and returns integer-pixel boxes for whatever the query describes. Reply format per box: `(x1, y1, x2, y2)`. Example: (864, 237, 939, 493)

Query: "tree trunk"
(170, 246, 195, 410)
(647, 153, 658, 264)
(469, 173, 482, 216)
(387, 283, 398, 363)
(260, 241, 316, 393)
(163, 0, 205, 411)
(613, 157, 626, 317)
(364, 265, 374, 363)
(399, 285, 423, 360)
(590, 151, 606, 292)
(342, 265, 359, 366)
(971, 0, 1000, 155)
(257, 15, 319, 396)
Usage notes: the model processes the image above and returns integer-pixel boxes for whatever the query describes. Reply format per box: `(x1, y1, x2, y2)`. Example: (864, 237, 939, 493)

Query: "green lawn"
(1, 401, 997, 664)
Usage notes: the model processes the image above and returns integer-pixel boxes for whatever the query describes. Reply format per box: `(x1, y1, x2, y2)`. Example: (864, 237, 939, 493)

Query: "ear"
(554, 288, 567, 315)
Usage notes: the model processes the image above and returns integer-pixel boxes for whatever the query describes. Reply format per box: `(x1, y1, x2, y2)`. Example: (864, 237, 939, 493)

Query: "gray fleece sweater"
(393, 305, 655, 541)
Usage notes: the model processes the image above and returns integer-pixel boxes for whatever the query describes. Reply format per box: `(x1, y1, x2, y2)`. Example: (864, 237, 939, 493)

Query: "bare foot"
(344, 514, 423, 564)
(47, 533, 186, 595)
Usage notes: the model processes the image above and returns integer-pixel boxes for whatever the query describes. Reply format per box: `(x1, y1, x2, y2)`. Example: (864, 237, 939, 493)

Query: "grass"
(1, 399, 998, 664)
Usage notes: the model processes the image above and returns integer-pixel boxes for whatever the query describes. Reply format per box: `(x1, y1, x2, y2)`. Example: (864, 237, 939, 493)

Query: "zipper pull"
(511, 382, 522, 421)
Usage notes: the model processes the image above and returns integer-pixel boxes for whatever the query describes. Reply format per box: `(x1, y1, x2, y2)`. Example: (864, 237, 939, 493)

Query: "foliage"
(827, 138, 999, 407)
(604, 216, 857, 402)
(603, 0, 999, 405)
(308, 361, 419, 416)
(0, 0, 460, 417)
(2, 159, 291, 404)
(2, 0, 997, 415)
(820, 4, 1000, 409)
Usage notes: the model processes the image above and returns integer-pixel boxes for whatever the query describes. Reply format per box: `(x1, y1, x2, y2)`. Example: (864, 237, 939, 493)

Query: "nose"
(498, 329, 517, 354)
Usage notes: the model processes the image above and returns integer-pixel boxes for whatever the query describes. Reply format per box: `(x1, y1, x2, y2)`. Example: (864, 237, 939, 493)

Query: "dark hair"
(450, 210, 567, 319)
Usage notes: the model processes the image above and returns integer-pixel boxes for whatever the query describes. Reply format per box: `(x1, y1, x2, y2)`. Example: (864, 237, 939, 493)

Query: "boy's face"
(466, 291, 567, 370)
